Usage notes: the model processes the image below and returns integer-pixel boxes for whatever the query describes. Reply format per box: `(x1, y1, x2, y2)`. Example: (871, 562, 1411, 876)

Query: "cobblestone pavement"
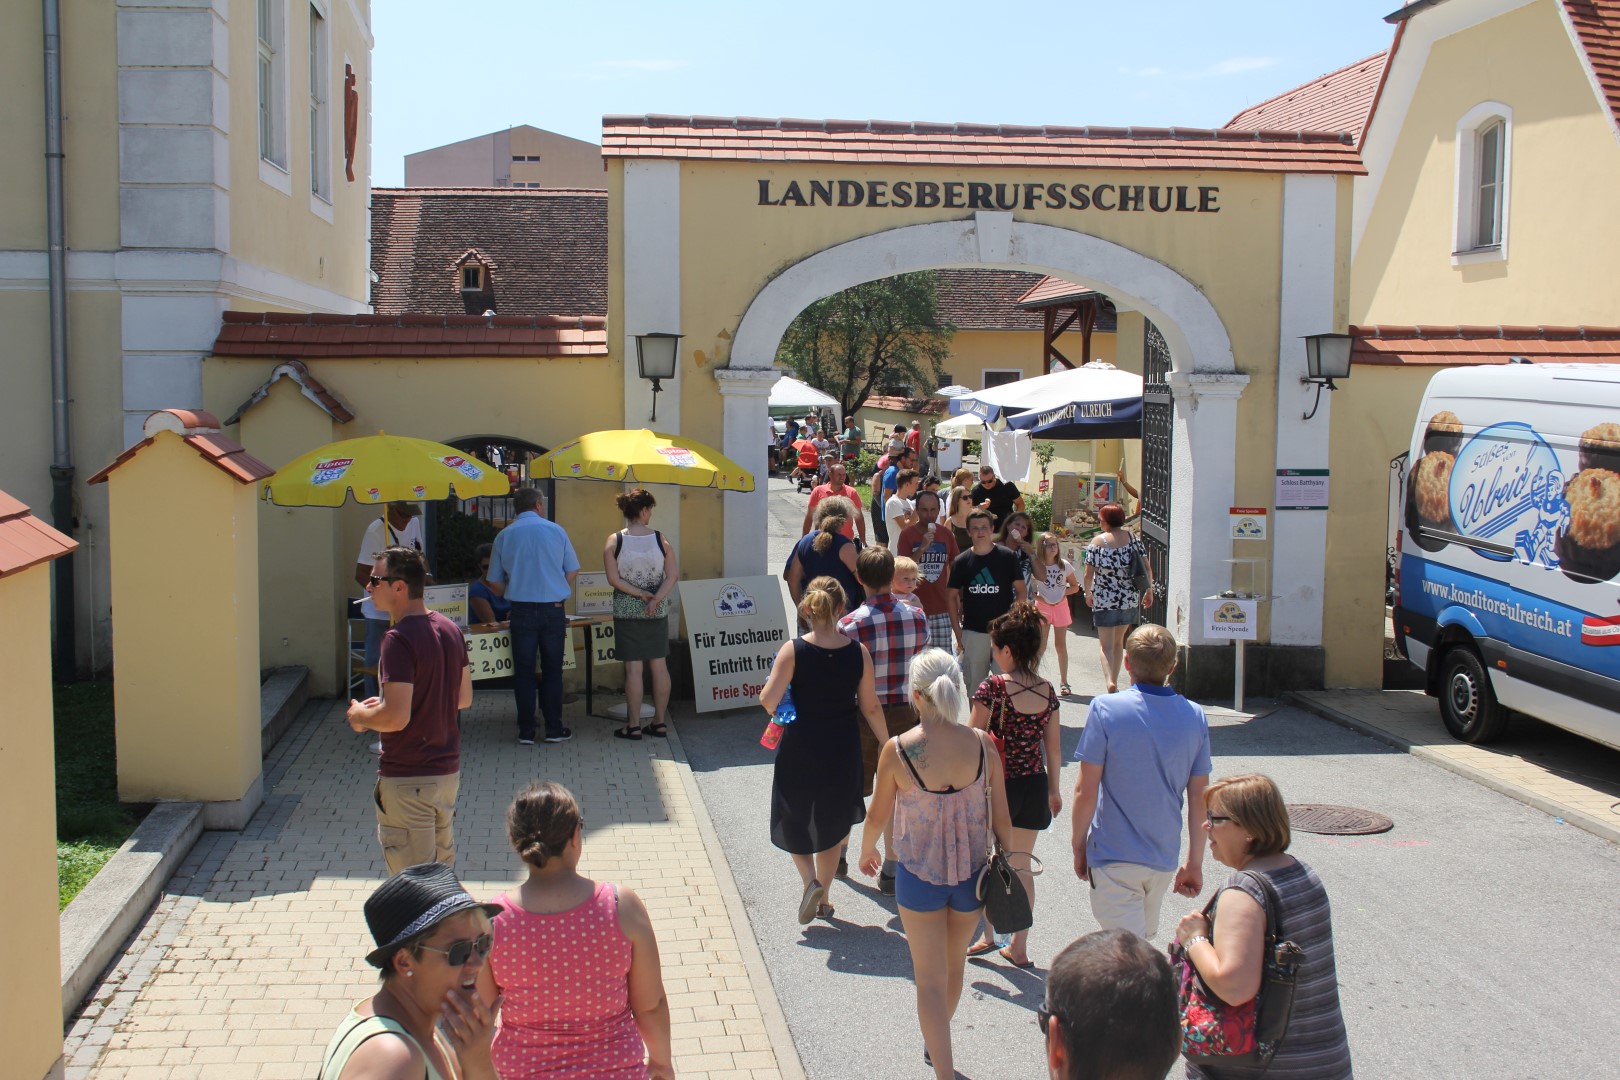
(65, 692, 800, 1080)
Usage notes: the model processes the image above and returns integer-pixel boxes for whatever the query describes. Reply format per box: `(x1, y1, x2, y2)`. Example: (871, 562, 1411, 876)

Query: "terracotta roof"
(211, 312, 610, 359)
(1563, 1, 1620, 132)
(1350, 324, 1620, 365)
(861, 395, 948, 416)
(1016, 275, 1103, 310)
(88, 410, 276, 486)
(370, 188, 607, 316)
(223, 359, 354, 426)
(0, 488, 76, 579)
(601, 116, 1366, 175)
(1225, 52, 1388, 142)
(925, 270, 1116, 333)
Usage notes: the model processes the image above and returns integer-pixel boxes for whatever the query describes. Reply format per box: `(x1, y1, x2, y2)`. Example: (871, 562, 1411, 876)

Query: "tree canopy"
(774, 271, 955, 419)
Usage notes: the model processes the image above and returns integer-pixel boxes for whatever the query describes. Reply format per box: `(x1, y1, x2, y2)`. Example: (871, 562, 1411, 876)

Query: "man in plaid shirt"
(838, 544, 928, 894)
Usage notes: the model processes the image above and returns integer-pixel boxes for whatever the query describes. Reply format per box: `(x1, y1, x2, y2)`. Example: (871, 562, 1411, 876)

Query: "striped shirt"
(837, 592, 928, 706)
(1190, 860, 1353, 1080)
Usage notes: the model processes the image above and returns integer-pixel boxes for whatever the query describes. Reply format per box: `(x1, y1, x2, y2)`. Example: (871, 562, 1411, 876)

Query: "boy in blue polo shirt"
(1070, 624, 1210, 939)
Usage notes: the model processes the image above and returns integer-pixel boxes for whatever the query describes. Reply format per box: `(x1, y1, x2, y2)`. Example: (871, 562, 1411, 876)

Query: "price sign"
(575, 572, 614, 616)
(424, 583, 469, 627)
(465, 628, 516, 681)
(590, 621, 619, 665)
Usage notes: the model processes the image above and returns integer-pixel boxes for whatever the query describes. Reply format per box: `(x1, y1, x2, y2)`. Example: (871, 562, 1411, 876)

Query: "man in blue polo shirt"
(1070, 623, 1210, 940)
(487, 487, 580, 745)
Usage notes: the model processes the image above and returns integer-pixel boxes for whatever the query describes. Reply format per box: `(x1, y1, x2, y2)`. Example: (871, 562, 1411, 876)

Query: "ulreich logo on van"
(1449, 422, 1570, 566)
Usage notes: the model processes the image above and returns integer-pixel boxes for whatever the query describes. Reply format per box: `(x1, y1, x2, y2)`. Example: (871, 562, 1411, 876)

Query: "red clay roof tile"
(1350, 324, 1620, 365)
(0, 488, 76, 578)
(1562, 2, 1620, 131)
(600, 116, 1365, 175)
(211, 312, 609, 360)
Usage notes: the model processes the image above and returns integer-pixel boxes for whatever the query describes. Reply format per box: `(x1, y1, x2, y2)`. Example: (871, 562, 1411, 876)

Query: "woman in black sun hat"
(321, 862, 503, 1080)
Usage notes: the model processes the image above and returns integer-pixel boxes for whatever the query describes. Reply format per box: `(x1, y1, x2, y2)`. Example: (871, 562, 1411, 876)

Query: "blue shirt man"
(1071, 624, 1210, 940)
(488, 488, 580, 744)
(881, 446, 918, 504)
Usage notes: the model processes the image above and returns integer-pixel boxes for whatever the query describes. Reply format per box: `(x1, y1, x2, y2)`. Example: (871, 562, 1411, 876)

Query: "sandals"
(646, 722, 668, 738)
(815, 903, 835, 919)
(998, 947, 1035, 969)
(966, 940, 999, 958)
(1059, 683, 1072, 697)
(613, 726, 643, 741)
(797, 880, 825, 924)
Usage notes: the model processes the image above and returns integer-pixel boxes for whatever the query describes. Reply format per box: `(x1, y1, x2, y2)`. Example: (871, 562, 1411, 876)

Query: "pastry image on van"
(1393, 364, 1620, 755)
(1558, 467, 1620, 583)
(1404, 449, 1455, 552)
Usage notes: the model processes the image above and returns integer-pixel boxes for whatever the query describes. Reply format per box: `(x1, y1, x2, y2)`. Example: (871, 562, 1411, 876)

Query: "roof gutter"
(1385, 0, 1449, 23)
(43, 0, 77, 675)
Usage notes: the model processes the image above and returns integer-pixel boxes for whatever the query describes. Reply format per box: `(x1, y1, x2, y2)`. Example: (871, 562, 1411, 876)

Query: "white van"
(1393, 363, 1620, 749)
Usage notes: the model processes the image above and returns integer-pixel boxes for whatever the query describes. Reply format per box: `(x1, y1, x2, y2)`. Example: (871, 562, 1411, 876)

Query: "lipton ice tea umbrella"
(531, 429, 755, 491)
(261, 433, 511, 506)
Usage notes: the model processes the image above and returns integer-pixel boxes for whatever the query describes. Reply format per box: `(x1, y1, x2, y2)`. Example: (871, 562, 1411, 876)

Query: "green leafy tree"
(775, 271, 955, 418)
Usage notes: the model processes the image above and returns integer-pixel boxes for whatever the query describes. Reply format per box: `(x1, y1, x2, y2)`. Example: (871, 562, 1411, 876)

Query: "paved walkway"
(1291, 688, 1620, 845)
(65, 692, 800, 1080)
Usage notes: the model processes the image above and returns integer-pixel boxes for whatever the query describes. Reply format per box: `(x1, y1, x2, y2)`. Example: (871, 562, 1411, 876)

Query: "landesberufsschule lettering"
(757, 178, 1220, 213)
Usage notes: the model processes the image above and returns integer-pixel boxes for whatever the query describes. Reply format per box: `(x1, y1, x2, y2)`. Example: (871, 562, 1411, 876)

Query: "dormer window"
(460, 264, 485, 291)
(1453, 102, 1511, 264)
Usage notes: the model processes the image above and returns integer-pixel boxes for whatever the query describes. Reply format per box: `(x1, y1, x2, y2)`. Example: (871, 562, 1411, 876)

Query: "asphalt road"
(679, 478, 1620, 1080)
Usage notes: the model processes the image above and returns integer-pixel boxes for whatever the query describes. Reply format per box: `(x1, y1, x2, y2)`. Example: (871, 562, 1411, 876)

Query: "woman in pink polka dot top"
(477, 781, 673, 1079)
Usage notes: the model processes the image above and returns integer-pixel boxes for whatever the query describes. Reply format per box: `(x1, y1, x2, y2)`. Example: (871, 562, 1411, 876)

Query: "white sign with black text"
(678, 577, 793, 713)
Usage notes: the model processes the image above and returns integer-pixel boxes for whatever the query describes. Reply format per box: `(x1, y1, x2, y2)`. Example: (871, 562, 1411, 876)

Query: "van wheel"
(1437, 647, 1509, 744)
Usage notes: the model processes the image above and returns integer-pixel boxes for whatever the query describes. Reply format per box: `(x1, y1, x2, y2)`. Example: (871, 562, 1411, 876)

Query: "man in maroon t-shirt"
(347, 545, 471, 873)
(896, 488, 960, 653)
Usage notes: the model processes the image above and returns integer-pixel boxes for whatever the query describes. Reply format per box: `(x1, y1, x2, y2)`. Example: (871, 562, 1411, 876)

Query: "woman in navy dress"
(759, 577, 889, 925)
(784, 496, 863, 617)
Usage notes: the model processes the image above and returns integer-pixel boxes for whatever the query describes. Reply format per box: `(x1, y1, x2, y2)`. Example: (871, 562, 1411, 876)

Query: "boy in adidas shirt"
(948, 508, 1027, 693)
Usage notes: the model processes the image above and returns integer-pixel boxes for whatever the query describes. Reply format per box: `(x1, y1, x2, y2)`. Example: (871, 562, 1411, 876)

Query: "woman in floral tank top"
(966, 602, 1063, 968)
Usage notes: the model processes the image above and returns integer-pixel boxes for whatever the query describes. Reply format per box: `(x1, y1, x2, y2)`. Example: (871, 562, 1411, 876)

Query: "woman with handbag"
(1173, 774, 1352, 1079)
(1082, 502, 1153, 693)
(964, 602, 1062, 968)
(603, 488, 678, 740)
(860, 648, 1014, 1080)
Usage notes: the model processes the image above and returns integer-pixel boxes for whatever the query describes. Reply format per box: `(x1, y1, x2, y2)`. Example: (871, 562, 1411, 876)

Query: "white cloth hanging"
(981, 429, 1031, 483)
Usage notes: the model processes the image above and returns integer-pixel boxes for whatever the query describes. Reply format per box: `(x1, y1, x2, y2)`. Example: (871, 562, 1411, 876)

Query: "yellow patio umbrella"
(260, 432, 512, 507)
(531, 429, 755, 491)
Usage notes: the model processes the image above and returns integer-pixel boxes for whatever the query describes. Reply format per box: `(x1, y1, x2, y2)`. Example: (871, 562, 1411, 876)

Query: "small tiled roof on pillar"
(223, 359, 356, 426)
(0, 489, 77, 579)
(88, 409, 276, 486)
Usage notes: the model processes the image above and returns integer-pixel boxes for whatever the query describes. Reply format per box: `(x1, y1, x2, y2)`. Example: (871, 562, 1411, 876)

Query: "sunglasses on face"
(419, 932, 493, 967)
(366, 575, 403, 588)
(1037, 1002, 1053, 1036)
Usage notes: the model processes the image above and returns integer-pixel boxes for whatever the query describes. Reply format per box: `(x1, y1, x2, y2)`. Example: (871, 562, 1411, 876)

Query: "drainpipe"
(44, 0, 77, 677)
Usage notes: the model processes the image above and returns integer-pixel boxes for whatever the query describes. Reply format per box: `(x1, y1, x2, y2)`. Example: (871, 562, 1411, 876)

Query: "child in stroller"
(791, 438, 820, 492)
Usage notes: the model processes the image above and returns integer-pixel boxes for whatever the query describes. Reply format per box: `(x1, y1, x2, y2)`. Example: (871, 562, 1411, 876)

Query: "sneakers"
(836, 855, 849, 878)
(517, 736, 536, 746)
(543, 728, 573, 744)
(879, 872, 897, 896)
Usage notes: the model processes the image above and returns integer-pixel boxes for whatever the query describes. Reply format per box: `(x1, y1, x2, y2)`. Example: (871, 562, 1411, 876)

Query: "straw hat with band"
(363, 863, 501, 969)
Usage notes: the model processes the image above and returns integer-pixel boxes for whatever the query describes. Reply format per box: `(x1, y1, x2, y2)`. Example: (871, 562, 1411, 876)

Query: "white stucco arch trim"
(729, 213, 1236, 376)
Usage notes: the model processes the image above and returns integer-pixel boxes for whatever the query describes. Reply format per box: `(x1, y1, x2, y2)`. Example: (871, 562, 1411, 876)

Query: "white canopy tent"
(768, 375, 839, 412)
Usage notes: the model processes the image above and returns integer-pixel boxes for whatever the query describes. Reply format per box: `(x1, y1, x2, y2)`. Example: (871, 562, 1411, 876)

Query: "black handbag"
(1127, 543, 1151, 596)
(974, 738, 1040, 933)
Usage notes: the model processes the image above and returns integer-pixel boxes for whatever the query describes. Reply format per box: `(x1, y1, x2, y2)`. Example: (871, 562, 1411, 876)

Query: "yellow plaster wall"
(1352, 0, 1620, 325)
(0, 0, 120, 251)
(107, 434, 261, 803)
(239, 378, 343, 693)
(0, 567, 65, 1080)
(226, 0, 372, 304)
(1322, 365, 1436, 685)
(204, 354, 627, 678)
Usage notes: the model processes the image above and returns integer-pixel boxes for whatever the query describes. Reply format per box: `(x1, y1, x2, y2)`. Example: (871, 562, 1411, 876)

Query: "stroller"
(791, 440, 820, 493)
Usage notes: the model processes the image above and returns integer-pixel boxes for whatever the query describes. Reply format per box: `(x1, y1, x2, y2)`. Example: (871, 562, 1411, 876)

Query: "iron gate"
(1138, 320, 1173, 627)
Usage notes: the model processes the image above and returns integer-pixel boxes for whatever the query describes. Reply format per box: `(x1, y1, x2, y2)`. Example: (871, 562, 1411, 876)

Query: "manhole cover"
(1287, 804, 1394, 835)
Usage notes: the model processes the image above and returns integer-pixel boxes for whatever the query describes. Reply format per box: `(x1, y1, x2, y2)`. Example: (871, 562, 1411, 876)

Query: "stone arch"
(728, 212, 1235, 376)
(715, 211, 1249, 650)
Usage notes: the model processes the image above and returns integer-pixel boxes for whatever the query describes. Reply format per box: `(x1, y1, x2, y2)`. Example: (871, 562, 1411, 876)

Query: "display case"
(1220, 557, 1268, 601)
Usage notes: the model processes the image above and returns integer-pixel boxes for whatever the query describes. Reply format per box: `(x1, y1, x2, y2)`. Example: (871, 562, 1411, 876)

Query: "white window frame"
(308, 2, 331, 205)
(1453, 101, 1512, 266)
(981, 367, 1022, 388)
(257, 0, 291, 193)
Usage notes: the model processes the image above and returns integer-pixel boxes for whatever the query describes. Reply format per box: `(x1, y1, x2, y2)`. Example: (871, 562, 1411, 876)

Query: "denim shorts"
(1092, 607, 1136, 628)
(894, 861, 984, 913)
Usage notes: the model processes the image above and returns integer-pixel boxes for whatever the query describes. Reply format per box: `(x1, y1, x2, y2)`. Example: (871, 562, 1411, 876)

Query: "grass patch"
(54, 682, 142, 910)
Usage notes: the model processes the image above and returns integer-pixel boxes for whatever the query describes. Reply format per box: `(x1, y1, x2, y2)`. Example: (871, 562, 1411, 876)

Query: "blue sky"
(372, 1, 1400, 186)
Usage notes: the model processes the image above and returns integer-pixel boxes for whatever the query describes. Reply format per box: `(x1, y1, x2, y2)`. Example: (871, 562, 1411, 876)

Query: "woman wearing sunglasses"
(478, 781, 674, 1080)
(322, 862, 502, 1080)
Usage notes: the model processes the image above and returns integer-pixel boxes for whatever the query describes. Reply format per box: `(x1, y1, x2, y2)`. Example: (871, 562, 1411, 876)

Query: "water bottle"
(761, 686, 795, 749)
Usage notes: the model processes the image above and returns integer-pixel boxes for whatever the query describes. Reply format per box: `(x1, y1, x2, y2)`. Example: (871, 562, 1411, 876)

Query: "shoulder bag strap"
(1235, 869, 1282, 944)
(614, 530, 624, 558)
(979, 735, 995, 863)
